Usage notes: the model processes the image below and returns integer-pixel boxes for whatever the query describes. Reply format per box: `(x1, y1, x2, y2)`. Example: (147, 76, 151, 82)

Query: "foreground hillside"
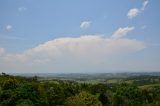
(0, 73, 160, 106)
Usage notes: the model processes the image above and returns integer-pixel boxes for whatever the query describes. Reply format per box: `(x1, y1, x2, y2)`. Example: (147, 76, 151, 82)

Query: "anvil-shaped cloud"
(0, 27, 146, 73)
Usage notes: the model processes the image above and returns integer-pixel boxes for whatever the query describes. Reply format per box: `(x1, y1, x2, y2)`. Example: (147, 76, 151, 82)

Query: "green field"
(139, 83, 160, 89)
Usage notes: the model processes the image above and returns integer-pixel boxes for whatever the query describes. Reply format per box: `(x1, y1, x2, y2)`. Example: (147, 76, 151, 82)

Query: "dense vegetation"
(0, 73, 160, 106)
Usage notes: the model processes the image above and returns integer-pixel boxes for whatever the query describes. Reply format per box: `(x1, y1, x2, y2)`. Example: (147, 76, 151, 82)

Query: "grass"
(106, 79, 119, 83)
(139, 83, 160, 89)
(77, 80, 103, 84)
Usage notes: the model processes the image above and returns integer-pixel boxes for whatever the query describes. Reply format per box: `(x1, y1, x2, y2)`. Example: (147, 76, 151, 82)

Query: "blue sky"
(0, 0, 160, 73)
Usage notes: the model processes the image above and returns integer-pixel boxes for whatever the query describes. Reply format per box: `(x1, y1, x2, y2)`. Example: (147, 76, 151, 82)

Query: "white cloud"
(141, 0, 149, 11)
(127, 0, 149, 19)
(127, 8, 140, 19)
(6, 25, 12, 30)
(80, 21, 91, 29)
(112, 27, 135, 39)
(18, 7, 27, 12)
(0, 27, 146, 73)
(0, 48, 5, 56)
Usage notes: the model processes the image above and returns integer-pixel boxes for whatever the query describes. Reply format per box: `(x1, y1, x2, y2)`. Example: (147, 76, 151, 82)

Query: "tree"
(99, 91, 112, 106)
(65, 91, 102, 106)
(2, 78, 18, 90)
(112, 83, 142, 106)
(46, 84, 65, 106)
(16, 99, 34, 106)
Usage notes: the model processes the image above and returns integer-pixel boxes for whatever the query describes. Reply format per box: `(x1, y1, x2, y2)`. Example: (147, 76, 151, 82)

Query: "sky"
(0, 0, 160, 73)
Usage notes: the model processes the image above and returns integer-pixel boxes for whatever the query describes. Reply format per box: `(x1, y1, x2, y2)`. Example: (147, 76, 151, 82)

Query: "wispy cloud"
(141, 0, 149, 11)
(18, 7, 27, 12)
(0, 34, 25, 40)
(5, 25, 12, 30)
(80, 21, 91, 29)
(127, 0, 149, 19)
(111, 27, 135, 39)
(2, 36, 24, 40)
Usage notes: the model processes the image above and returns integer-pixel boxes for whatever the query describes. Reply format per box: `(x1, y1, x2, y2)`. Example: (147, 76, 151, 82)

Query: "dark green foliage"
(0, 74, 47, 106)
(2, 78, 18, 90)
(0, 73, 160, 106)
(16, 99, 34, 106)
(65, 91, 102, 106)
(112, 83, 142, 106)
(99, 91, 112, 106)
(46, 84, 65, 106)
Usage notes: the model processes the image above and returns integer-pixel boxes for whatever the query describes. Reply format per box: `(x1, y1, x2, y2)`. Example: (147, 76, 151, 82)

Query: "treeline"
(0, 73, 160, 106)
(125, 75, 160, 86)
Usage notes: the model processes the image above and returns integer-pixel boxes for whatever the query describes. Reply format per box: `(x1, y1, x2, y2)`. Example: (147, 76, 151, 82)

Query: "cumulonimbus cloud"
(0, 26, 146, 72)
(0, 27, 145, 72)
